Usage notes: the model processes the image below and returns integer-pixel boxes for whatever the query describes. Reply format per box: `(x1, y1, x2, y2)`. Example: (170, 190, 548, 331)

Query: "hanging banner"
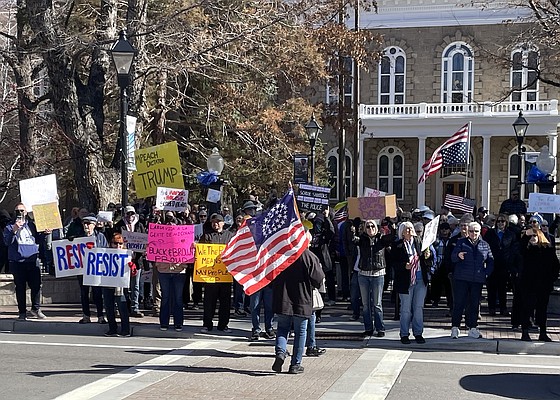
(146, 223, 195, 263)
(122, 230, 148, 253)
(19, 174, 58, 212)
(127, 115, 137, 171)
(32, 202, 63, 231)
(293, 154, 309, 184)
(133, 141, 184, 198)
(52, 237, 96, 278)
(82, 248, 132, 288)
(155, 187, 189, 212)
(193, 243, 232, 283)
(296, 184, 330, 213)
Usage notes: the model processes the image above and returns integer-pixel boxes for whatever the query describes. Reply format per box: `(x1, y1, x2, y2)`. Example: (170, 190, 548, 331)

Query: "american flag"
(443, 194, 476, 214)
(419, 124, 470, 183)
(333, 201, 348, 222)
(221, 189, 308, 295)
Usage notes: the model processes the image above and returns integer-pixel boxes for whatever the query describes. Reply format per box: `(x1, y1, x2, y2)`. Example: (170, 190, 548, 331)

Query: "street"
(1, 332, 559, 400)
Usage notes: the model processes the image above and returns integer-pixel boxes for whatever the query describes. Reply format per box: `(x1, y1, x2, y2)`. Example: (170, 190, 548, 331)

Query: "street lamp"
(110, 30, 136, 209)
(207, 147, 224, 175)
(305, 113, 322, 185)
(512, 110, 529, 190)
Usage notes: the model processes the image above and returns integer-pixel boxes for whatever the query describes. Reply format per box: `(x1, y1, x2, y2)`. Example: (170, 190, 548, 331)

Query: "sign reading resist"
(52, 237, 96, 278)
(82, 248, 132, 288)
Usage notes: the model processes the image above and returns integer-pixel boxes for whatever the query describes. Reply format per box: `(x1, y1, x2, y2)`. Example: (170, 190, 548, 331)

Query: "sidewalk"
(1, 294, 558, 356)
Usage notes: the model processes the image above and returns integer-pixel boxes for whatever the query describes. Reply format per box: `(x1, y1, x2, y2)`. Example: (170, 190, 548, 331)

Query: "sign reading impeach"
(133, 141, 184, 198)
(193, 243, 232, 283)
(146, 223, 195, 264)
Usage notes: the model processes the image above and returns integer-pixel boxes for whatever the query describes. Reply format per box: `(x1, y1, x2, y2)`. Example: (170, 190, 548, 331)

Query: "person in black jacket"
(357, 219, 395, 337)
(272, 244, 324, 375)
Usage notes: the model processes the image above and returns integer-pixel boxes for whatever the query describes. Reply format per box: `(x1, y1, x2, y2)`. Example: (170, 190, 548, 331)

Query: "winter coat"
(391, 237, 433, 294)
(451, 237, 494, 283)
(309, 217, 335, 272)
(358, 232, 394, 272)
(519, 235, 560, 293)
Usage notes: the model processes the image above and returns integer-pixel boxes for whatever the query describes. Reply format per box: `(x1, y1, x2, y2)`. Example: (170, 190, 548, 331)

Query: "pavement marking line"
(54, 339, 238, 400)
(409, 359, 560, 370)
(348, 350, 411, 400)
(0, 339, 175, 352)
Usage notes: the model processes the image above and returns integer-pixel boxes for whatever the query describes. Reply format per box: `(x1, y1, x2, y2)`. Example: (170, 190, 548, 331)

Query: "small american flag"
(444, 194, 476, 214)
(419, 124, 470, 183)
(221, 189, 308, 295)
(333, 201, 348, 222)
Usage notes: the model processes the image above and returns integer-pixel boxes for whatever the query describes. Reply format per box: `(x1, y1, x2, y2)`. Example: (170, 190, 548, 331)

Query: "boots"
(538, 326, 552, 342)
(521, 328, 531, 342)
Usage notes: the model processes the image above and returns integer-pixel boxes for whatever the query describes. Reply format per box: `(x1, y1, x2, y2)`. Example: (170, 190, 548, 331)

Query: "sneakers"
(451, 326, 460, 339)
(104, 330, 118, 337)
(218, 327, 232, 333)
(262, 329, 276, 339)
(234, 309, 247, 317)
(468, 327, 482, 339)
(98, 317, 107, 324)
(79, 315, 91, 324)
(200, 327, 210, 333)
(16, 312, 27, 321)
(160, 326, 168, 331)
(400, 336, 411, 344)
(130, 310, 144, 318)
(29, 309, 47, 319)
(119, 331, 132, 337)
(414, 335, 426, 344)
(288, 364, 304, 374)
(272, 353, 286, 373)
(306, 346, 326, 357)
(174, 326, 183, 332)
(250, 330, 260, 341)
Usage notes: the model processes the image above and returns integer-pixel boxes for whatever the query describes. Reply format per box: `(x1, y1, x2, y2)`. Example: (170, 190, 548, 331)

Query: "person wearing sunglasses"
(450, 222, 494, 340)
(518, 227, 560, 342)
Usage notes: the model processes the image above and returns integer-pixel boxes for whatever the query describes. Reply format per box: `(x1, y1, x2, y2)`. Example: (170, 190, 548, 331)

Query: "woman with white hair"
(391, 221, 434, 344)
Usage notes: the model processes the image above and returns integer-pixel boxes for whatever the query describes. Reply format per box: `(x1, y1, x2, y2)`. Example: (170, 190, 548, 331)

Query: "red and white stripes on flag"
(418, 123, 470, 183)
(443, 194, 477, 214)
(221, 190, 309, 295)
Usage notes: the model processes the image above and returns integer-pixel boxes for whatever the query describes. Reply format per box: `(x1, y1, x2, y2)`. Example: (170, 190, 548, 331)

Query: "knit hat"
(529, 213, 543, 226)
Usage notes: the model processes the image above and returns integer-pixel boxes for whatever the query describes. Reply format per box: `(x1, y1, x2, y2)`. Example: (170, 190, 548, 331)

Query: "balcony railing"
(360, 100, 559, 119)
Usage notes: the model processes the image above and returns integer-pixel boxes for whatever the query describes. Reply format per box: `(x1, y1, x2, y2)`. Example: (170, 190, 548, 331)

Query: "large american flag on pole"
(221, 189, 308, 295)
(419, 123, 470, 183)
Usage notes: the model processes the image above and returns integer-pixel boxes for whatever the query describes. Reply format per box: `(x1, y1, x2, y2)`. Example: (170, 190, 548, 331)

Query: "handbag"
(312, 288, 324, 311)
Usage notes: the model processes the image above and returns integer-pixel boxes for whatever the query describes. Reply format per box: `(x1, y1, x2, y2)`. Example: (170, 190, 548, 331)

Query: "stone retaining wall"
(0, 274, 80, 306)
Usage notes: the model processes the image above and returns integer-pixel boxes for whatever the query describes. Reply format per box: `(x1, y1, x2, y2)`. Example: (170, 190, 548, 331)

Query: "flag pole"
(464, 121, 472, 198)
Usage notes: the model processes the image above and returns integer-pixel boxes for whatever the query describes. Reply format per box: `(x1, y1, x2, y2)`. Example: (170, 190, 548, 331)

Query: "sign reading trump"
(52, 237, 96, 278)
(82, 248, 132, 288)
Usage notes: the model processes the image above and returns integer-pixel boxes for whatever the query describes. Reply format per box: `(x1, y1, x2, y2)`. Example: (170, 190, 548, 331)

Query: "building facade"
(321, 0, 560, 214)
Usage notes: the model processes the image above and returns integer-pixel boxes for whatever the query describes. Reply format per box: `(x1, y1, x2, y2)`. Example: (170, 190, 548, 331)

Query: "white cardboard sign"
(421, 215, 440, 252)
(19, 174, 58, 212)
(156, 187, 189, 212)
(82, 248, 132, 288)
(528, 192, 560, 213)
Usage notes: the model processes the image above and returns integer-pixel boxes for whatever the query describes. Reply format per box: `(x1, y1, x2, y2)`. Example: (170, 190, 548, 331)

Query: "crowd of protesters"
(2, 186, 559, 371)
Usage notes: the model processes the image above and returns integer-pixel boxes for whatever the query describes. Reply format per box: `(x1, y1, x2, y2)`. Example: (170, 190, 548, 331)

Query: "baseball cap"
(423, 211, 435, 220)
(210, 213, 224, 221)
(477, 207, 488, 213)
(125, 205, 135, 214)
(242, 201, 257, 210)
(82, 214, 97, 223)
(199, 210, 208, 216)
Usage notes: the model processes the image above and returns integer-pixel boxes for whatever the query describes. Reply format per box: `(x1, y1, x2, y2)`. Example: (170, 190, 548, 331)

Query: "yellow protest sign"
(133, 141, 184, 198)
(193, 243, 233, 283)
(32, 202, 63, 231)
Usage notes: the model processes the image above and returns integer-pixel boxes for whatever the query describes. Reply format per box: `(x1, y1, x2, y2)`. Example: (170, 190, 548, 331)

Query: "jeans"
(339, 256, 350, 298)
(358, 274, 385, 332)
(77, 275, 104, 317)
(306, 312, 316, 348)
(399, 276, 427, 337)
(103, 288, 130, 334)
(275, 314, 308, 367)
(159, 272, 186, 328)
(233, 280, 245, 310)
(250, 286, 274, 332)
(10, 261, 42, 314)
(452, 278, 483, 329)
(349, 271, 361, 318)
(129, 268, 142, 312)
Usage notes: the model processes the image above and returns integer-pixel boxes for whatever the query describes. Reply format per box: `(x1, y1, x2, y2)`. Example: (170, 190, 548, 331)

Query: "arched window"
(511, 45, 539, 102)
(377, 146, 404, 200)
(326, 147, 352, 200)
(378, 47, 406, 105)
(441, 42, 474, 103)
(508, 146, 536, 199)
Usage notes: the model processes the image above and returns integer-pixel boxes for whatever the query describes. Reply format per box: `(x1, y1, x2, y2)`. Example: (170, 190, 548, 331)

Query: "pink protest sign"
(146, 223, 195, 263)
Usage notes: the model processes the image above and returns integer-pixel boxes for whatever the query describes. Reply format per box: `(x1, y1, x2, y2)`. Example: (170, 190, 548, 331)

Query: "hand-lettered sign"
(528, 192, 560, 213)
(32, 202, 63, 231)
(82, 248, 132, 288)
(155, 187, 189, 212)
(122, 230, 148, 254)
(146, 223, 195, 263)
(347, 195, 397, 220)
(193, 243, 232, 283)
(52, 237, 96, 278)
(296, 184, 330, 213)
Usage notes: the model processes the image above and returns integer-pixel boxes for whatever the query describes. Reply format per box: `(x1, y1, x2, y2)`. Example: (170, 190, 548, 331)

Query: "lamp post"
(206, 148, 225, 215)
(512, 110, 529, 191)
(110, 30, 136, 209)
(305, 113, 322, 185)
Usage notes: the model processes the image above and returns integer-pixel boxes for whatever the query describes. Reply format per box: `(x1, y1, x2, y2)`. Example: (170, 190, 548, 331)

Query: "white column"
(481, 135, 491, 209)
(417, 136, 426, 207)
(358, 134, 365, 197)
(548, 129, 558, 193)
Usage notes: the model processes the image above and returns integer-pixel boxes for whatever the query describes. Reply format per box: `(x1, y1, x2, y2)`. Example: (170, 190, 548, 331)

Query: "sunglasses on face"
(365, 224, 375, 228)
(112, 241, 124, 245)
(497, 220, 506, 223)
(468, 230, 480, 233)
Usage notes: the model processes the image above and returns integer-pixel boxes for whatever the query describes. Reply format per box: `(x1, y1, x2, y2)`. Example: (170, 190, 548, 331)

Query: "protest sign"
(296, 184, 330, 213)
(82, 248, 132, 288)
(206, 187, 221, 203)
(127, 115, 137, 171)
(133, 141, 184, 198)
(156, 187, 189, 212)
(347, 195, 397, 220)
(19, 174, 58, 212)
(141, 269, 153, 283)
(528, 192, 560, 213)
(97, 211, 113, 223)
(122, 230, 148, 253)
(363, 187, 387, 197)
(32, 202, 63, 231)
(193, 243, 232, 283)
(52, 237, 96, 278)
(421, 215, 440, 251)
(146, 223, 195, 263)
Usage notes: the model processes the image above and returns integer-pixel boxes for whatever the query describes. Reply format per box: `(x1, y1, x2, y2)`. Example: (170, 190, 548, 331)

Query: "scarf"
(405, 238, 419, 286)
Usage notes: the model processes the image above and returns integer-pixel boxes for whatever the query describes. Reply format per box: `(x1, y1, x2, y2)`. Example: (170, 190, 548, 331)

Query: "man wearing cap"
(241, 200, 257, 219)
(499, 189, 527, 216)
(199, 213, 234, 333)
(115, 205, 146, 318)
(476, 207, 488, 226)
(77, 214, 108, 324)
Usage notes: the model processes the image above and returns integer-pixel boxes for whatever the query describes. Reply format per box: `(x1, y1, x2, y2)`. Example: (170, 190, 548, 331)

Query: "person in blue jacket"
(451, 221, 494, 339)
